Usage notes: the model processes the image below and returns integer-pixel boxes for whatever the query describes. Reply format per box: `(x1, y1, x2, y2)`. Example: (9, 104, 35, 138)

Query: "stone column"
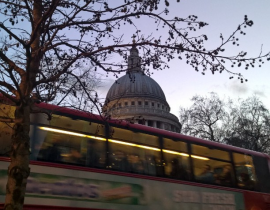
(153, 121, 157, 128)
(160, 122, 165, 129)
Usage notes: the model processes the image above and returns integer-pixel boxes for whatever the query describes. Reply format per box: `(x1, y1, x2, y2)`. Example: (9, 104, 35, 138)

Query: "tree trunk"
(4, 1, 42, 208)
(4, 104, 31, 210)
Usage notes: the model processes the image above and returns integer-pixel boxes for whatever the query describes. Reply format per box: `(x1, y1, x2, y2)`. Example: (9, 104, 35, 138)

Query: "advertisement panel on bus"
(0, 163, 248, 210)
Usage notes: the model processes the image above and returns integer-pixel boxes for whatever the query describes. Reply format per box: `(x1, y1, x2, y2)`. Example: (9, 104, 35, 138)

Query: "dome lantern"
(127, 45, 142, 73)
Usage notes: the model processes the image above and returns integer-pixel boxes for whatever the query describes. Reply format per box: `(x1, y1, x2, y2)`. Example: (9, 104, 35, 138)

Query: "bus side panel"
(0, 160, 247, 210)
(243, 191, 270, 210)
(0, 204, 107, 210)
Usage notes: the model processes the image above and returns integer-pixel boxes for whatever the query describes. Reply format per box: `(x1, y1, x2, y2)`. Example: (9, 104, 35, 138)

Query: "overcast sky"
(97, 0, 270, 118)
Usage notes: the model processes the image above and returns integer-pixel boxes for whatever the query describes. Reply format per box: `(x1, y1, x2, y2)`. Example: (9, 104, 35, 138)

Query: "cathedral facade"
(103, 45, 181, 133)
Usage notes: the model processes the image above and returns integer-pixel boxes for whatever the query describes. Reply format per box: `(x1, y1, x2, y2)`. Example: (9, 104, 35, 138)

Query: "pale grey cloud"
(97, 78, 115, 100)
(101, 78, 115, 89)
(227, 80, 249, 95)
(253, 89, 266, 98)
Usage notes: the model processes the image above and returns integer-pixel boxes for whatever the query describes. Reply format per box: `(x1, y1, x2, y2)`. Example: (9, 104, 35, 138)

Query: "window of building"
(138, 101, 142, 105)
(157, 104, 160, 108)
(152, 102, 155, 106)
(125, 102, 128, 106)
(162, 105, 164, 109)
(145, 101, 148, 106)
(131, 101, 135, 105)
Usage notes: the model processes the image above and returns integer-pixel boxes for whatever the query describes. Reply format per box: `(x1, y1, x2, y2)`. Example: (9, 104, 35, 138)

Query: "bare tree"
(224, 96, 270, 153)
(179, 93, 225, 142)
(51, 66, 101, 112)
(180, 93, 270, 153)
(0, 0, 270, 209)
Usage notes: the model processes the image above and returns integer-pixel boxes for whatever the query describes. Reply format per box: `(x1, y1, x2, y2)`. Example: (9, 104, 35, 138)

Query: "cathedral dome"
(106, 72, 168, 106)
(103, 45, 181, 133)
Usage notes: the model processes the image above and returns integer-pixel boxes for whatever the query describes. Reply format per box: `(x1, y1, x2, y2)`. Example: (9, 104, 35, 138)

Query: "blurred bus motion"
(0, 102, 270, 210)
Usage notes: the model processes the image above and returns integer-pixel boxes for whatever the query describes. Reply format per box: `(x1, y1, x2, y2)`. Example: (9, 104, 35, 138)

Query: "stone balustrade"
(110, 106, 179, 122)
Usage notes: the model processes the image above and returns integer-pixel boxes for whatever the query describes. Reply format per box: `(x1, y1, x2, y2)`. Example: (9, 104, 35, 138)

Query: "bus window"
(111, 127, 159, 147)
(233, 153, 257, 190)
(192, 144, 230, 161)
(162, 138, 190, 180)
(34, 120, 106, 168)
(0, 121, 13, 157)
(163, 138, 187, 152)
(0, 104, 15, 157)
(36, 130, 66, 163)
(252, 155, 270, 193)
(0, 103, 15, 118)
(51, 114, 105, 136)
(108, 129, 161, 176)
(193, 158, 233, 186)
(191, 144, 233, 186)
(109, 127, 132, 140)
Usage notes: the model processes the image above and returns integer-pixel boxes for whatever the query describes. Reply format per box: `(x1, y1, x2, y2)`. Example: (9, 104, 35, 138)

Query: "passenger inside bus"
(239, 173, 255, 190)
(196, 164, 214, 183)
(215, 165, 233, 186)
(129, 154, 144, 174)
(86, 140, 100, 168)
(38, 142, 62, 163)
(144, 155, 156, 176)
(32, 124, 261, 191)
(113, 150, 129, 171)
(170, 158, 188, 180)
(154, 157, 163, 176)
(68, 148, 83, 165)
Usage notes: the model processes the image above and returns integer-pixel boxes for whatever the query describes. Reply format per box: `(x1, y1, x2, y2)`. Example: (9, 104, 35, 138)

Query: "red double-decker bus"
(0, 102, 270, 210)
